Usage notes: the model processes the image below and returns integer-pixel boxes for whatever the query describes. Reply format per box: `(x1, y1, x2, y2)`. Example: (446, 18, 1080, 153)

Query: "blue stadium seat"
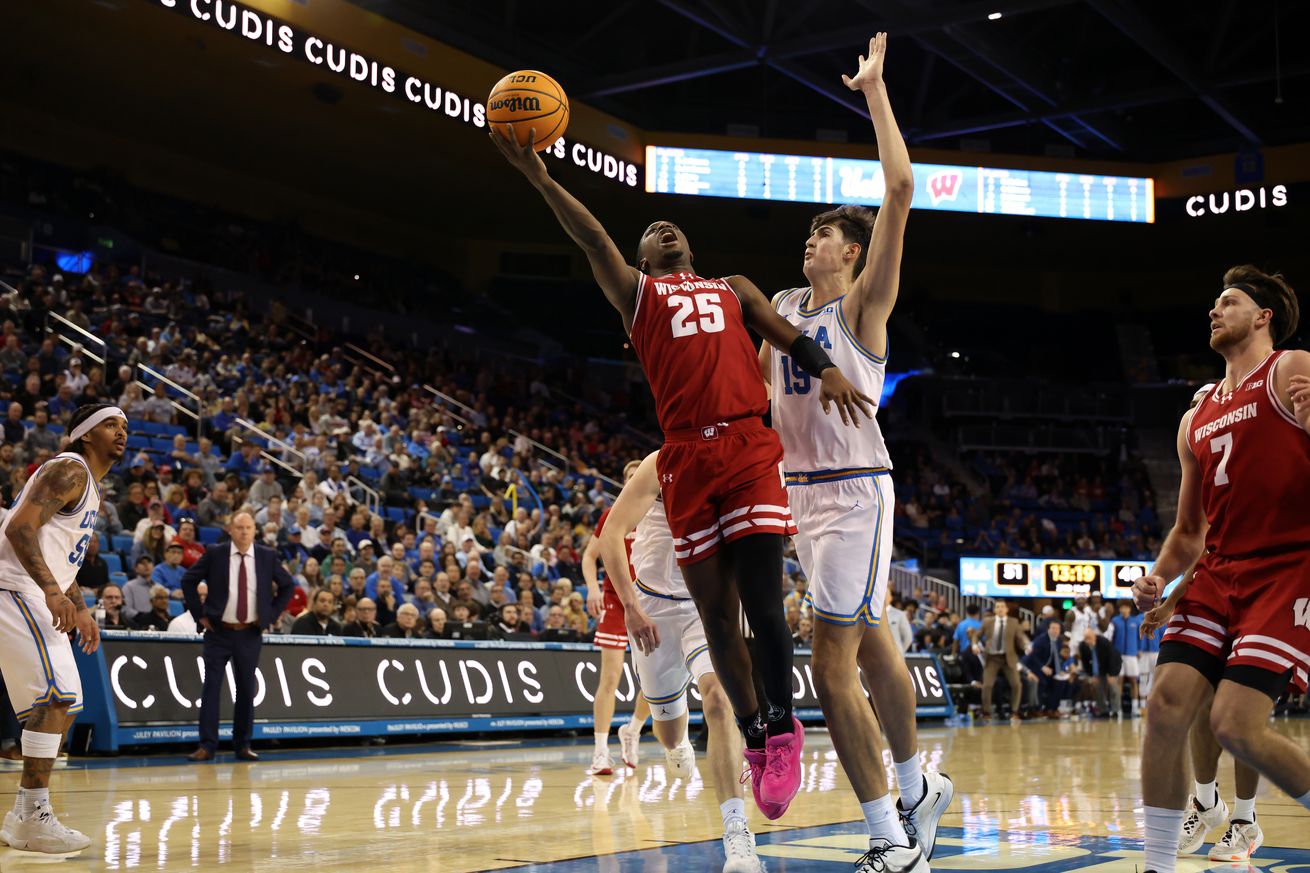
(470, 495, 490, 510)
(111, 534, 135, 554)
(168, 600, 184, 617)
(126, 435, 151, 451)
(151, 438, 174, 452)
(109, 572, 127, 586)
(97, 533, 109, 552)
(102, 553, 122, 574)
(162, 423, 187, 436)
(198, 526, 223, 545)
(138, 421, 167, 435)
(383, 506, 407, 523)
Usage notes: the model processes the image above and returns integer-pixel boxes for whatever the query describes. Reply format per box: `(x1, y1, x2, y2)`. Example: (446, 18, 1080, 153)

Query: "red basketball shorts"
(593, 585, 629, 651)
(1162, 549, 1310, 694)
(656, 417, 797, 567)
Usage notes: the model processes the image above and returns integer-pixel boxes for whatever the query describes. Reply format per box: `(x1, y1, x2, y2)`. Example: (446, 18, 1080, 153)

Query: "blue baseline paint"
(496, 823, 1310, 872)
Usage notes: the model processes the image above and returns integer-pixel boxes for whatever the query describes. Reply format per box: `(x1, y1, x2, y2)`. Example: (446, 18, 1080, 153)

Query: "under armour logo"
(1295, 598, 1310, 630)
(660, 473, 674, 484)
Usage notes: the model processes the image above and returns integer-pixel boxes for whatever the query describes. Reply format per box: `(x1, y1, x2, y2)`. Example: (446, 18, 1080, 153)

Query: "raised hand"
(1290, 374, 1310, 430)
(489, 123, 549, 185)
(842, 32, 888, 93)
(819, 369, 876, 427)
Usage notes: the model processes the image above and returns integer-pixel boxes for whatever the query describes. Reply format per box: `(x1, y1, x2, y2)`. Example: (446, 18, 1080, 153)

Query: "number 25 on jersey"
(669, 294, 724, 338)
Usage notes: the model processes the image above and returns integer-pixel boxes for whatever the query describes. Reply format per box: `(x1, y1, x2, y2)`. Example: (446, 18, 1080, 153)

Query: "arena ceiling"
(357, 0, 1310, 161)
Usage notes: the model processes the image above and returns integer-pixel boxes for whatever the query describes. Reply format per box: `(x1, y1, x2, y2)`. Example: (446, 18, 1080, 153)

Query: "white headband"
(68, 406, 128, 445)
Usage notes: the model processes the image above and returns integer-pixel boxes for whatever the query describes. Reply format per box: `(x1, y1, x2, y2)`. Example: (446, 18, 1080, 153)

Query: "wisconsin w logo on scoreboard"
(1295, 597, 1310, 630)
(927, 169, 963, 206)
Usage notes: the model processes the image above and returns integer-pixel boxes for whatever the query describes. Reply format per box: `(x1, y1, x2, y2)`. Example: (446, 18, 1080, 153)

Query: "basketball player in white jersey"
(598, 451, 764, 873)
(0, 403, 126, 853)
(760, 35, 950, 873)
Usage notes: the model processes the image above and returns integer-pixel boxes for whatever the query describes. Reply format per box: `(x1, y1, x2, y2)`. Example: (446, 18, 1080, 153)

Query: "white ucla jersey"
(631, 498, 686, 599)
(770, 288, 892, 472)
(0, 453, 100, 595)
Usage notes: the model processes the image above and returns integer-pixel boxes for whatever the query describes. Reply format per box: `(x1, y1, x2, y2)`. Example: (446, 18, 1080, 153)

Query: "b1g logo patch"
(1294, 597, 1310, 630)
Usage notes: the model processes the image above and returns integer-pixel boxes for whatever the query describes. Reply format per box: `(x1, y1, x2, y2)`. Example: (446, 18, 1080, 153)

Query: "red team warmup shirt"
(1167, 350, 1310, 691)
(629, 271, 795, 565)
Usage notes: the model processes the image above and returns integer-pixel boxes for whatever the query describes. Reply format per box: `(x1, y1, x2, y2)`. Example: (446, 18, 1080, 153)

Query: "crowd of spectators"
(1, 260, 662, 643)
(892, 443, 1163, 569)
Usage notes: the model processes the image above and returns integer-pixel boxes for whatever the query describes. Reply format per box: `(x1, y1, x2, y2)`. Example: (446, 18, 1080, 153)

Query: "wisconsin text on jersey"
(1193, 402, 1258, 442)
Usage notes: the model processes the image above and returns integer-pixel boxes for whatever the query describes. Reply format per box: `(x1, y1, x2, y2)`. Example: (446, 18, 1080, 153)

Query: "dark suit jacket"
(981, 615, 1028, 667)
(1022, 632, 1062, 674)
(1078, 635, 1123, 677)
(181, 543, 295, 629)
(290, 614, 342, 636)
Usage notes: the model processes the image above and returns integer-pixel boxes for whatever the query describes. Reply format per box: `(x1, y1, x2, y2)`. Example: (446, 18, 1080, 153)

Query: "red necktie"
(236, 552, 250, 623)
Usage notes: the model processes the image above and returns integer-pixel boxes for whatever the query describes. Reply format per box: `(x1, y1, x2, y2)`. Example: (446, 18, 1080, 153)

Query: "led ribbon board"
(646, 146, 1154, 222)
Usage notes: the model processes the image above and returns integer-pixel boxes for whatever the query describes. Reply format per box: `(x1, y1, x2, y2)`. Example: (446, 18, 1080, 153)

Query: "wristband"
(788, 334, 836, 377)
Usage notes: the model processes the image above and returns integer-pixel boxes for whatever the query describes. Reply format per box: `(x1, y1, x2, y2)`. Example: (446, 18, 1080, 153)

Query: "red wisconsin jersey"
(594, 507, 635, 594)
(630, 271, 769, 433)
(1187, 350, 1310, 557)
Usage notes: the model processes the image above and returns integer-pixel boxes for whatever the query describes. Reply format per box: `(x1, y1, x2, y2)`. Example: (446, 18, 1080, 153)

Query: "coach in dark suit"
(1022, 619, 1068, 715)
(181, 512, 294, 761)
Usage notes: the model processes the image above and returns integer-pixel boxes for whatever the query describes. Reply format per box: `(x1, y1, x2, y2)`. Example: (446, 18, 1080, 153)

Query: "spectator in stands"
(491, 604, 525, 638)
(431, 572, 456, 613)
(174, 518, 206, 568)
(143, 383, 174, 424)
(0, 340, 24, 376)
(167, 582, 206, 634)
(197, 481, 233, 527)
(24, 407, 59, 456)
(118, 482, 149, 533)
(423, 608, 447, 639)
(319, 463, 351, 504)
(97, 583, 130, 630)
(76, 535, 110, 598)
(374, 577, 399, 626)
(1, 403, 24, 446)
(541, 604, 571, 638)
(15, 373, 44, 417)
(248, 468, 283, 508)
(152, 542, 187, 599)
(411, 578, 437, 618)
(791, 615, 814, 648)
(134, 499, 177, 543)
(131, 522, 170, 568)
(290, 589, 341, 635)
(383, 603, 422, 638)
(47, 383, 78, 422)
(388, 542, 414, 588)
(341, 598, 380, 637)
(563, 591, 588, 636)
(133, 585, 173, 631)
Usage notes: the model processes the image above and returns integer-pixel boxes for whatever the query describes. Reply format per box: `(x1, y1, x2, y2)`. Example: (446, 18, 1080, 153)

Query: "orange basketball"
(487, 70, 569, 152)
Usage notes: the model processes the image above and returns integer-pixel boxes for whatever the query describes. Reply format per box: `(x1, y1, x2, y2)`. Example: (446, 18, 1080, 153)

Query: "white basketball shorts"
(0, 589, 83, 720)
(633, 591, 714, 721)
(786, 469, 894, 627)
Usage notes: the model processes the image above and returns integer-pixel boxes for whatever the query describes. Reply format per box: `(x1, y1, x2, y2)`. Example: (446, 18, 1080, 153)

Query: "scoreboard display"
(960, 556, 1151, 599)
(645, 145, 1155, 223)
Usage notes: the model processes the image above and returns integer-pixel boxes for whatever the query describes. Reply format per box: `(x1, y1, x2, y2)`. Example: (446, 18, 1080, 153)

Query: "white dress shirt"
(887, 607, 913, 653)
(167, 611, 198, 634)
(221, 544, 258, 624)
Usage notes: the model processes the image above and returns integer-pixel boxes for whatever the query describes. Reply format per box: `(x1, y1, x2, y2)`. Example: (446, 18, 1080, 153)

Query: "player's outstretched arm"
(845, 33, 913, 326)
(1133, 412, 1207, 610)
(490, 124, 640, 325)
(727, 275, 875, 427)
(597, 452, 661, 654)
(1275, 349, 1310, 435)
(4, 458, 87, 633)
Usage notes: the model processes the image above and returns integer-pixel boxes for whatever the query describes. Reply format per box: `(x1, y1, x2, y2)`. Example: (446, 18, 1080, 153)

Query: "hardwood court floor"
(5, 717, 1308, 872)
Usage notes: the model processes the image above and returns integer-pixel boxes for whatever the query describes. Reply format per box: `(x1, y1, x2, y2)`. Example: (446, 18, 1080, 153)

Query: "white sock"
(1232, 796, 1256, 822)
(1194, 779, 1218, 809)
(895, 755, 925, 809)
(16, 787, 48, 818)
(861, 794, 908, 846)
(1143, 806, 1186, 873)
(720, 797, 747, 829)
(1294, 788, 1310, 811)
(593, 732, 608, 754)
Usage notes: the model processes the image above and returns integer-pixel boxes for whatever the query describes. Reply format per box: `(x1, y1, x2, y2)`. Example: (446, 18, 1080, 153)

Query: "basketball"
(487, 69, 569, 152)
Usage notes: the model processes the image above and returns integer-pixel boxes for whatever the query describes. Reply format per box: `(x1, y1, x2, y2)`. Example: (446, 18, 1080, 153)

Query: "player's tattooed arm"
(5, 459, 86, 631)
(489, 123, 639, 325)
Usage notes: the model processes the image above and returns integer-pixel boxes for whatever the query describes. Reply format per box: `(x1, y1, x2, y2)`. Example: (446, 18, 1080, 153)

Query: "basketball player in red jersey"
(581, 459, 653, 775)
(1131, 265, 1310, 873)
(493, 125, 874, 819)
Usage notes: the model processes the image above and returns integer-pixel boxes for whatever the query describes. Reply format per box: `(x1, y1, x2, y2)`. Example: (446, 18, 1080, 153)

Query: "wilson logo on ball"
(489, 95, 542, 114)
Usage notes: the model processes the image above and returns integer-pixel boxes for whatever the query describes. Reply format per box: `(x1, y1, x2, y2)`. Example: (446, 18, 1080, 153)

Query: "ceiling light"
(988, 11, 1003, 19)
(950, 351, 961, 359)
